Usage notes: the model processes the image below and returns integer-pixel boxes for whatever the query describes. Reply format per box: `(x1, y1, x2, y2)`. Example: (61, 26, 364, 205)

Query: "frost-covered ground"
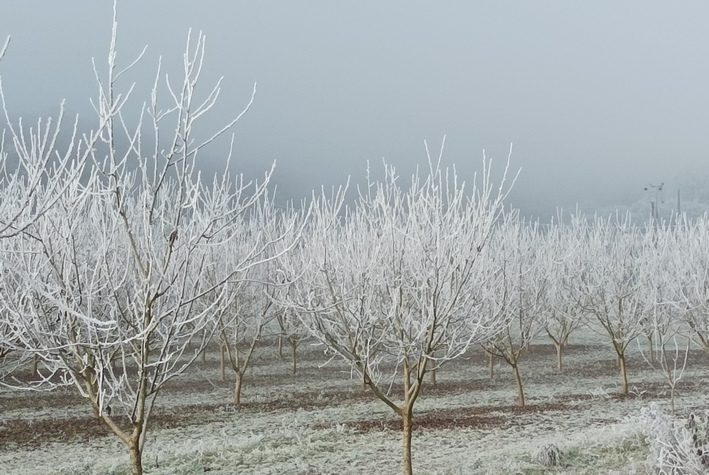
(2, 330, 708, 474)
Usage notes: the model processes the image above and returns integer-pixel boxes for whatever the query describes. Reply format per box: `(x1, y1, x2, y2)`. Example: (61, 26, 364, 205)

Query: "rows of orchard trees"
(1, 22, 709, 475)
(482, 212, 709, 410)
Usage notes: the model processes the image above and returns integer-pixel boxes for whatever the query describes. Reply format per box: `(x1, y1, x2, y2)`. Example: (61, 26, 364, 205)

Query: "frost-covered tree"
(483, 216, 551, 407)
(542, 217, 584, 373)
(213, 196, 305, 404)
(281, 144, 514, 475)
(0, 15, 275, 475)
(675, 215, 709, 355)
(0, 38, 99, 240)
(273, 226, 312, 375)
(0, 33, 109, 370)
(633, 221, 690, 415)
(275, 306, 310, 374)
(575, 213, 652, 395)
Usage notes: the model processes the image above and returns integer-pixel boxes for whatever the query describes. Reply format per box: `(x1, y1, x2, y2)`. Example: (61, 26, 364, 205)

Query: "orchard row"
(1, 22, 706, 475)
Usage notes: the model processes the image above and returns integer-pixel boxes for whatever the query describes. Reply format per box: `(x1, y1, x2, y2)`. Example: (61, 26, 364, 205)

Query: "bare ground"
(1, 332, 708, 474)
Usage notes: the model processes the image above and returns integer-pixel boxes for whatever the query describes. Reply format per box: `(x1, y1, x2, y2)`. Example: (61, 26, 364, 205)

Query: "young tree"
(281, 144, 514, 475)
(271, 216, 312, 375)
(213, 197, 305, 404)
(275, 306, 310, 375)
(576, 213, 651, 395)
(637, 221, 689, 415)
(483, 216, 550, 407)
(543, 214, 585, 373)
(215, 267, 275, 406)
(0, 14, 274, 475)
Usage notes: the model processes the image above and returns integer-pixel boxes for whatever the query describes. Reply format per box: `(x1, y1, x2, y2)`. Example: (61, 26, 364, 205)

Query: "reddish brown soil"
(327, 402, 580, 433)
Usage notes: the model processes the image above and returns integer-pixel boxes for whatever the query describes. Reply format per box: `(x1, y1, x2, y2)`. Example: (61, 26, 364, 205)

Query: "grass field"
(2, 330, 708, 474)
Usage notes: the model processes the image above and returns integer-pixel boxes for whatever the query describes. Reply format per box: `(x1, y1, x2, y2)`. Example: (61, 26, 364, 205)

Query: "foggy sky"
(1, 1, 708, 219)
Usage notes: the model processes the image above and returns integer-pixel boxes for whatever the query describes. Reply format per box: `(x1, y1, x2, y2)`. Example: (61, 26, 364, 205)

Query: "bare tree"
(543, 214, 585, 373)
(576, 213, 651, 395)
(213, 197, 305, 404)
(0, 34, 108, 371)
(635, 222, 691, 415)
(0, 12, 273, 475)
(675, 214, 709, 355)
(272, 240, 312, 374)
(281, 143, 514, 475)
(275, 306, 310, 375)
(483, 216, 550, 407)
(0, 37, 102, 239)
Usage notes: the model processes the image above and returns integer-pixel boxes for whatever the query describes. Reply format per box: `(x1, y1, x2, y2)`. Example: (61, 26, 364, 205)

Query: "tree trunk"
(234, 372, 243, 406)
(31, 354, 38, 377)
(670, 385, 676, 416)
(291, 339, 297, 375)
(555, 343, 563, 373)
(430, 367, 437, 386)
(618, 352, 628, 395)
(278, 336, 284, 360)
(512, 363, 525, 407)
(201, 345, 207, 364)
(648, 334, 655, 363)
(488, 352, 494, 380)
(129, 437, 143, 475)
(220, 345, 226, 382)
(402, 407, 414, 475)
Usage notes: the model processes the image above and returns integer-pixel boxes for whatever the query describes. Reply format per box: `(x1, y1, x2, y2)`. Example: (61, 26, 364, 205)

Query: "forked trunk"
(360, 363, 423, 475)
(512, 363, 525, 407)
(402, 407, 414, 475)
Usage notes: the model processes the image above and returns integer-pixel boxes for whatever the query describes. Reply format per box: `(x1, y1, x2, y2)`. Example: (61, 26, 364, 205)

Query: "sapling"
(657, 336, 689, 417)
(628, 217, 693, 414)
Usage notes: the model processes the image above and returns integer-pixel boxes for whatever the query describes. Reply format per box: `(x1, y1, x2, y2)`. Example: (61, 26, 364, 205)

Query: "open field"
(1, 330, 708, 474)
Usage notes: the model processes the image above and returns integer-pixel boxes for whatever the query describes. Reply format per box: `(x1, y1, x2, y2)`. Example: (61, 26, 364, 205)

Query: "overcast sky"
(1, 1, 708, 218)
